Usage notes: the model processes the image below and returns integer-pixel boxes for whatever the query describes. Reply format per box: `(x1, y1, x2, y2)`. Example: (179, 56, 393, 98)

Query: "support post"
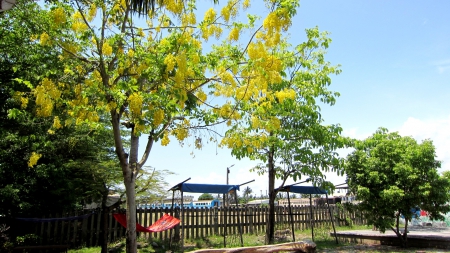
(234, 190, 244, 247)
(286, 191, 295, 242)
(309, 194, 314, 242)
(325, 193, 339, 244)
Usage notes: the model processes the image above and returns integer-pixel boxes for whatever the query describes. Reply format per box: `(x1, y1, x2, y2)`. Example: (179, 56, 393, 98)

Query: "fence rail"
(9, 205, 364, 249)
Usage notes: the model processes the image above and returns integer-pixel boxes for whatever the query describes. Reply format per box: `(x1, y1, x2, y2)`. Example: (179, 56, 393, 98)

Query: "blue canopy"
(180, 183, 240, 194)
(283, 185, 327, 195)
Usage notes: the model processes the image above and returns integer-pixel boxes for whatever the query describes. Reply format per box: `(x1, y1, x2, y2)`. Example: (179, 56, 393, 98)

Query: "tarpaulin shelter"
(169, 178, 253, 250)
(276, 184, 338, 244)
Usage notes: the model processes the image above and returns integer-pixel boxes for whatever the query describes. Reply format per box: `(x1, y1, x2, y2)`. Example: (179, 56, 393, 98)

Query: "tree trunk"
(101, 189, 109, 253)
(266, 146, 275, 244)
(124, 166, 137, 253)
(402, 219, 409, 247)
(125, 131, 140, 253)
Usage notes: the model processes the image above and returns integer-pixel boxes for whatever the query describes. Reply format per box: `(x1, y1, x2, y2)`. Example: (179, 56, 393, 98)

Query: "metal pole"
(169, 190, 175, 249)
(238, 179, 255, 186)
(223, 193, 227, 247)
(326, 193, 339, 244)
(225, 164, 234, 207)
(234, 190, 244, 247)
(181, 190, 185, 252)
(309, 194, 314, 242)
(287, 190, 295, 242)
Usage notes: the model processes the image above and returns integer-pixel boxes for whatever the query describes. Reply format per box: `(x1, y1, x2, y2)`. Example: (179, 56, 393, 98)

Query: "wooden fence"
(10, 205, 364, 248)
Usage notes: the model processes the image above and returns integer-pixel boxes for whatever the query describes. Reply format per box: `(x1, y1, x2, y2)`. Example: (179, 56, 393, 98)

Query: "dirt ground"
(321, 225, 450, 253)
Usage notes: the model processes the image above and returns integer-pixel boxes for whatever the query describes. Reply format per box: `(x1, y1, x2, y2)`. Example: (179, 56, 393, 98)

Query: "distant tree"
(198, 193, 214, 201)
(243, 186, 253, 203)
(442, 171, 450, 181)
(345, 128, 450, 247)
(135, 166, 174, 205)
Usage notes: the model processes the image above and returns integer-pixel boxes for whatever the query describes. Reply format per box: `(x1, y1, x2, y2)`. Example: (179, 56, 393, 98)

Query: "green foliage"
(345, 128, 450, 245)
(15, 234, 40, 246)
(198, 193, 214, 200)
(0, 2, 122, 216)
(334, 203, 353, 227)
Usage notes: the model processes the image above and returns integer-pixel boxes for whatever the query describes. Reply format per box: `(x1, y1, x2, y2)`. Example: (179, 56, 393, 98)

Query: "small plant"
(334, 202, 354, 227)
(1, 224, 13, 253)
(15, 234, 40, 246)
(314, 225, 332, 241)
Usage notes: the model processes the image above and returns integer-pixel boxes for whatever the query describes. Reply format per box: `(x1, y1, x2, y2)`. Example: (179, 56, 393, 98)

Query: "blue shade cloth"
(180, 183, 240, 194)
(285, 186, 327, 195)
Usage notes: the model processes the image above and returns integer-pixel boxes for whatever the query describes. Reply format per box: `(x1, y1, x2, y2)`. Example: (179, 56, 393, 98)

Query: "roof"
(172, 183, 240, 194)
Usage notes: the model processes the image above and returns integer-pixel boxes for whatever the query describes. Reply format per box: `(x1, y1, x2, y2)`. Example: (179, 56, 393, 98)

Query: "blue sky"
(139, 0, 450, 198)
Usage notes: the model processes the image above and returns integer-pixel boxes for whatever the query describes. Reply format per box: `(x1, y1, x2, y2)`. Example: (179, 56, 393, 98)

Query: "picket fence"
(12, 205, 364, 248)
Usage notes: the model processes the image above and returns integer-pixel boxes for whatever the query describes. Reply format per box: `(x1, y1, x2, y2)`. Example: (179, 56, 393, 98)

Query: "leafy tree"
(345, 128, 450, 247)
(0, 2, 118, 217)
(242, 186, 252, 203)
(198, 193, 214, 200)
(13, 0, 303, 251)
(442, 170, 450, 181)
(135, 166, 174, 205)
(220, 26, 346, 243)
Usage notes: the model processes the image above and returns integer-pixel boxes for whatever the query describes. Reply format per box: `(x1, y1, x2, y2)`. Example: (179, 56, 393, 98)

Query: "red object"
(420, 210, 428, 216)
(113, 213, 180, 232)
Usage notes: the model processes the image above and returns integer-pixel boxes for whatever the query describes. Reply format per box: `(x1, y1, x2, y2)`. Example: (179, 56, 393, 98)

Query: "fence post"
(213, 207, 218, 235)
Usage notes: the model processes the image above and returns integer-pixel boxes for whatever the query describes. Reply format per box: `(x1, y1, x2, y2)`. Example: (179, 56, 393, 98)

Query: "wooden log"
(188, 241, 316, 253)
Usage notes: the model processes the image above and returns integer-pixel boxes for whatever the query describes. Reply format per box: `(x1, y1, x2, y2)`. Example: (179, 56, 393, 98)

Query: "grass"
(68, 225, 444, 252)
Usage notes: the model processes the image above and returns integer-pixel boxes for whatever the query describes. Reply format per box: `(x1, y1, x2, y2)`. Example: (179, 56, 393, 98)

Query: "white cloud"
(432, 59, 450, 74)
(397, 115, 450, 172)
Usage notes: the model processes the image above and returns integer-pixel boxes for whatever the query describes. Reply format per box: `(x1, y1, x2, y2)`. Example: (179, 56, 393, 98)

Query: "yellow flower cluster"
(106, 101, 117, 112)
(72, 22, 88, 33)
(28, 152, 42, 168)
(52, 7, 66, 26)
(12, 91, 28, 109)
(102, 42, 113, 56)
(181, 12, 196, 26)
(133, 122, 146, 134)
(221, 0, 239, 22)
(251, 116, 260, 128)
(243, 0, 250, 9)
(20, 96, 28, 109)
(153, 109, 164, 127)
(137, 28, 145, 37)
(128, 92, 143, 116)
(53, 116, 62, 129)
(163, 0, 184, 15)
(161, 131, 170, 146)
(39, 32, 50, 46)
(35, 78, 61, 117)
(228, 27, 240, 41)
(87, 4, 97, 21)
(269, 117, 281, 130)
(218, 68, 236, 87)
(213, 103, 241, 120)
(173, 127, 188, 141)
(275, 88, 296, 103)
(204, 8, 216, 23)
(195, 90, 207, 104)
(261, 7, 292, 47)
(71, 10, 90, 33)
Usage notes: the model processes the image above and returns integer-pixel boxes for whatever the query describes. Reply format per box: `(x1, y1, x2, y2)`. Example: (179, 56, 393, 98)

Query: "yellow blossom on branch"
(28, 152, 42, 168)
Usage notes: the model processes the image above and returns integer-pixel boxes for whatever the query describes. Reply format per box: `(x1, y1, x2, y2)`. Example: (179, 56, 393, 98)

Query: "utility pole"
(225, 164, 234, 206)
